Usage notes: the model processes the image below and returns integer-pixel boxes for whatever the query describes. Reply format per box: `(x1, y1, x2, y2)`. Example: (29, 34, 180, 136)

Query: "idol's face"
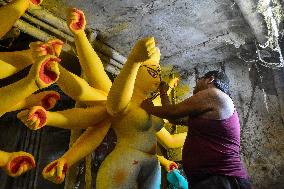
(135, 64, 161, 95)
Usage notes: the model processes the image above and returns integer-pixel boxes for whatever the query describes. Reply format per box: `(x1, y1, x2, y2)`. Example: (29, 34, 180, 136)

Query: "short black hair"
(203, 70, 230, 95)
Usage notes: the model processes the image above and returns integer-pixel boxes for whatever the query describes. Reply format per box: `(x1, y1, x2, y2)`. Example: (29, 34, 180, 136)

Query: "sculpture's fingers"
(27, 106, 47, 129)
(47, 39, 64, 57)
(7, 154, 35, 177)
(30, 119, 40, 130)
(33, 56, 61, 88)
(56, 161, 67, 183)
(41, 92, 60, 110)
(25, 119, 35, 128)
(67, 8, 86, 32)
(14, 166, 24, 177)
(17, 109, 29, 120)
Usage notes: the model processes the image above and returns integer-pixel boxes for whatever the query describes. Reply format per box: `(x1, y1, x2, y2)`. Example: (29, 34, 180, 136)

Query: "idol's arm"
(106, 37, 159, 115)
(0, 0, 42, 38)
(57, 65, 107, 104)
(67, 8, 112, 93)
(42, 119, 111, 184)
(0, 150, 35, 177)
(17, 106, 109, 130)
(156, 127, 187, 149)
(0, 50, 33, 79)
(0, 55, 60, 117)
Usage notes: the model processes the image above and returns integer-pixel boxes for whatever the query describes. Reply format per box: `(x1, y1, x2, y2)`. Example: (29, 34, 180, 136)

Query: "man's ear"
(207, 76, 215, 84)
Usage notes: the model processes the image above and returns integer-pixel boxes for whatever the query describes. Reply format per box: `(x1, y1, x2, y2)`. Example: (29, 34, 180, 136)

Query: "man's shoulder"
(205, 88, 233, 105)
(207, 88, 235, 111)
(206, 87, 229, 98)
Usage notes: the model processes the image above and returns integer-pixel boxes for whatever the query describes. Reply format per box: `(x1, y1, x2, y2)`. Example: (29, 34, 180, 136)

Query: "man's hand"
(17, 106, 47, 130)
(159, 81, 169, 94)
(141, 98, 154, 112)
(67, 8, 86, 34)
(42, 158, 68, 184)
(4, 151, 35, 177)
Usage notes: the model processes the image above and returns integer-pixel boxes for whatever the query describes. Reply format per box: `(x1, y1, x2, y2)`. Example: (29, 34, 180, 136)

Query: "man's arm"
(142, 88, 215, 120)
(160, 92, 171, 106)
(159, 81, 172, 106)
(168, 117, 188, 125)
(0, 0, 42, 38)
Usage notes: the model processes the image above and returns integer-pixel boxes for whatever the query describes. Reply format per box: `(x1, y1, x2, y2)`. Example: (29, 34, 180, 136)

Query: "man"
(141, 70, 251, 189)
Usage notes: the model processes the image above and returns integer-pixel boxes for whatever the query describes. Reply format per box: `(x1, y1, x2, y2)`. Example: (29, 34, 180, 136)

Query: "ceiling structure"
(38, 0, 283, 71)
(0, 0, 281, 78)
(0, 0, 281, 85)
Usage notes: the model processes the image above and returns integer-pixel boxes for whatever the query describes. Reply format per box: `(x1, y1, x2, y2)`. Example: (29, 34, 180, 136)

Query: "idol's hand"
(42, 158, 68, 184)
(168, 161, 178, 171)
(17, 106, 47, 130)
(128, 37, 160, 64)
(28, 91, 60, 110)
(29, 39, 64, 59)
(29, 0, 43, 6)
(67, 8, 86, 34)
(28, 55, 60, 89)
(4, 151, 35, 177)
(47, 39, 64, 57)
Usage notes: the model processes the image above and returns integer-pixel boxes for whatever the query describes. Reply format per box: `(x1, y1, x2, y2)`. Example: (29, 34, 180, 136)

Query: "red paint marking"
(133, 160, 139, 165)
(56, 165, 67, 181)
(45, 46, 54, 55)
(71, 9, 85, 30)
(50, 41, 64, 56)
(30, 0, 42, 5)
(50, 40, 64, 46)
(39, 57, 60, 84)
(41, 93, 60, 109)
(45, 162, 67, 175)
(169, 162, 178, 171)
(32, 109, 47, 128)
(10, 156, 35, 174)
(45, 162, 57, 173)
(63, 164, 68, 173)
(39, 44, 53, 55)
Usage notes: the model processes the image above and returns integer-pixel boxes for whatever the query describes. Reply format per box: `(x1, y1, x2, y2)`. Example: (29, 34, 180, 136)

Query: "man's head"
(193, 70, 230, 95)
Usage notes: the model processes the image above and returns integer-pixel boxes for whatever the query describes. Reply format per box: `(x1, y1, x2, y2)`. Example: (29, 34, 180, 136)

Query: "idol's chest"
(112, 106, 153, 132)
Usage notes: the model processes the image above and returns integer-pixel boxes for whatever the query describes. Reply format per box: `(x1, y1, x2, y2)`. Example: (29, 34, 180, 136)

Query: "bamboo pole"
(14, 19, 73, 52)
(28, 4, 127, 64)
(21, 13, 74, 42)
(28, 6, 73, 36)
(9, 18, 121, 75)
